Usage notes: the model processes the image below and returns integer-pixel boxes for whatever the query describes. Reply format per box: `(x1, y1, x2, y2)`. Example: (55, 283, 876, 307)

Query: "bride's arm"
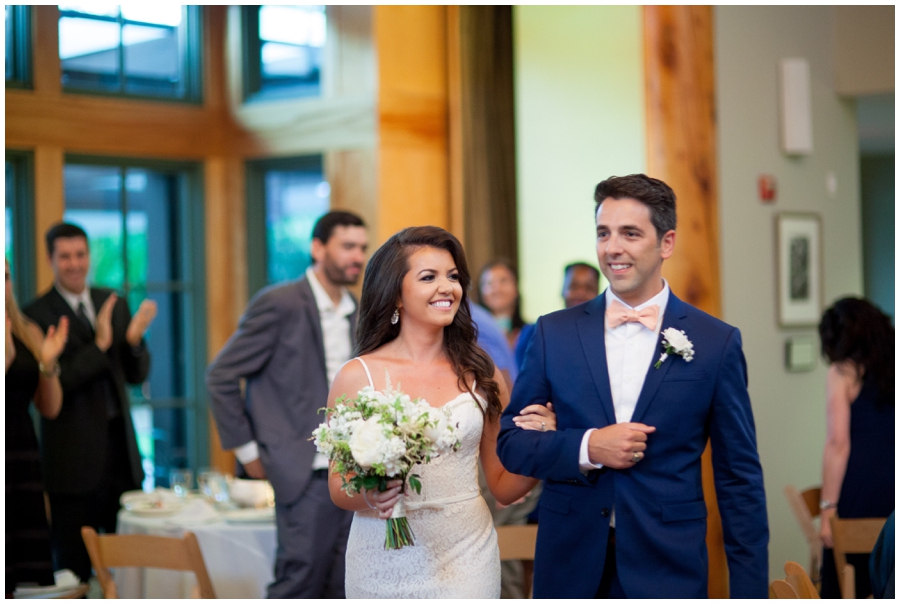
(326, 361, 404, 518)
(480, 368, 547, 506)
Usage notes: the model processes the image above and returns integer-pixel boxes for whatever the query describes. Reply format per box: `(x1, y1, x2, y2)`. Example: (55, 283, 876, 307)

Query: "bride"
(327, 226, 555, 598)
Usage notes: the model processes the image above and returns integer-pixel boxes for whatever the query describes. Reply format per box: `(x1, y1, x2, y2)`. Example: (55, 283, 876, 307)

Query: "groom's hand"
(587, 423, 656, 469)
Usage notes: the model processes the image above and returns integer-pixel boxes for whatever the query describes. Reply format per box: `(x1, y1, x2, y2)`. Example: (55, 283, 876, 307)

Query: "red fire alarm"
(758, 174, 777, 203)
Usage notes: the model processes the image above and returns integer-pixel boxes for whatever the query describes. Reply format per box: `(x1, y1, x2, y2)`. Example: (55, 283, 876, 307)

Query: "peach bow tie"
(605, 300, 659, 330)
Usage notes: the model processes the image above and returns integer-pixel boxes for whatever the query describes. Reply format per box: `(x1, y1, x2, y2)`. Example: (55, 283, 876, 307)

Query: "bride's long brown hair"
(355, 226, 502, 419)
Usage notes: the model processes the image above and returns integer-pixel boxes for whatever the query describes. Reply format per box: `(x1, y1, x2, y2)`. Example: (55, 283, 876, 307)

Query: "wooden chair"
(769, 579, 800, 598)
(784, 485, 822, 586)
(81, 527, 216, 598)
(829, 516, 887, 599)
(784, 561, 820, 598)
(496, 524, 538, 598)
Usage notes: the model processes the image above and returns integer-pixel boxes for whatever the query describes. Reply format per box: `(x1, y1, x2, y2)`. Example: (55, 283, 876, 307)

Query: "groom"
(497, 174, 768, 598)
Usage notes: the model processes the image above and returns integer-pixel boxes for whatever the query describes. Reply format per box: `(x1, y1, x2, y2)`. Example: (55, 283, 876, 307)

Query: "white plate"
(13, 585, 86, 598)
(124, 500, 186, 517)
(220, 507, 275, 524)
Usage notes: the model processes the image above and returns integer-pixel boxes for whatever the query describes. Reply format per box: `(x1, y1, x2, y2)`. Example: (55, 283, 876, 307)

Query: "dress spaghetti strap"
(355, 357, 375, 389)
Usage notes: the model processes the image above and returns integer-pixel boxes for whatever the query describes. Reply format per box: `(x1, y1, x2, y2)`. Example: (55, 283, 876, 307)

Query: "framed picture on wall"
(776, 212, 822, 326)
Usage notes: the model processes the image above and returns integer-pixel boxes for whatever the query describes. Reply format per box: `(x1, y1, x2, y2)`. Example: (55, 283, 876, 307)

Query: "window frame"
(240, 5, 326, 103)
(245, 154, 326, 297)
(58, 5, 203, 104)
(5, 149, 37, 301)
(63, 154, 209, 477)
(6, 4, 33, 89)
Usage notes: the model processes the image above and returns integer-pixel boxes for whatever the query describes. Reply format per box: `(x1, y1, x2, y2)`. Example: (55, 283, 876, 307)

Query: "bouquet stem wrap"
(385, 495, 414, 550)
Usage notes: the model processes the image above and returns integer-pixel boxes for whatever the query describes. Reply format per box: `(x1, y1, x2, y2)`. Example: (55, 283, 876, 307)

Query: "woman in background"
(6, 260, 69, 593)
(477, 259, 529, 353)
(817, 297, 895, 598)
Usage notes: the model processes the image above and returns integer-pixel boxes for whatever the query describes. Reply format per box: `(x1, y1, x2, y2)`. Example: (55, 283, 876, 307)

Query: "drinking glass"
(169, 469, 193, 499)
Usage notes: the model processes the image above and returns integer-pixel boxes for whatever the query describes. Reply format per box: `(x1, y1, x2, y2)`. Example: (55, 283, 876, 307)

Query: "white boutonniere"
(654, 327, 694, 369)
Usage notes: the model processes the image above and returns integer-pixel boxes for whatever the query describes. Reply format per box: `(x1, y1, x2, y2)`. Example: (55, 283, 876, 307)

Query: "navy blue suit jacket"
(497, 292, 768, 598)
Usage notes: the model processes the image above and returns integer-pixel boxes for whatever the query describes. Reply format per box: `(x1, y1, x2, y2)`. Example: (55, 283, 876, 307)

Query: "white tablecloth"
(116, 498, 276, 599)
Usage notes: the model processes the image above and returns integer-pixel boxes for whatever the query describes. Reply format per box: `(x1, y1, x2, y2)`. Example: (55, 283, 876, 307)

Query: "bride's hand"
(363, 479, 404, 519)
(514, 402, 556, 432)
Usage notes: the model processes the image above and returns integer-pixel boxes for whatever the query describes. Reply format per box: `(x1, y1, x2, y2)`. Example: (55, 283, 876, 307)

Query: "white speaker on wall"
(779, 58, 813, 155)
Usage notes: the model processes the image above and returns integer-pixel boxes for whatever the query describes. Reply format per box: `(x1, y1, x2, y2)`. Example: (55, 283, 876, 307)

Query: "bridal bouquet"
(312, 380, 460, 550)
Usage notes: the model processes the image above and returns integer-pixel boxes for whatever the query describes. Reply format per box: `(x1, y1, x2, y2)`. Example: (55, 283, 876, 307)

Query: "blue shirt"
(469, 302, 518, 384)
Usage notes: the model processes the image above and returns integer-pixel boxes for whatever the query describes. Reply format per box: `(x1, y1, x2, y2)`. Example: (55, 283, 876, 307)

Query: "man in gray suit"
(206, 211, 368, 598)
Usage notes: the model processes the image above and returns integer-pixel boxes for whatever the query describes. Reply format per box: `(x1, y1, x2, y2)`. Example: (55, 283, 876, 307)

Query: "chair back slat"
(830, 516, 887, 598)
(770, 579, 800, 598)
(81, 526, 216, 598)
(784, 485, 823, 584)
(784, 561, 820, 599)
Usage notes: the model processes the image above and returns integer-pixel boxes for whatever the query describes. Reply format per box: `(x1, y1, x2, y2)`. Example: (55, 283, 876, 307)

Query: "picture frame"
(776, 212, 822, 327)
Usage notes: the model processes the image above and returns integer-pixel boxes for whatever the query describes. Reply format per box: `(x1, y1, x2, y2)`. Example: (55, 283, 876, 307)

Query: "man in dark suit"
(24, 222, 157, 581)
(206, 211, 368, 598)
(497, 174, 768, 598)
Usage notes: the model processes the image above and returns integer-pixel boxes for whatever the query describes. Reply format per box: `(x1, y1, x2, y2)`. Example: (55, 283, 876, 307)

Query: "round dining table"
(115, 494, 276, 598)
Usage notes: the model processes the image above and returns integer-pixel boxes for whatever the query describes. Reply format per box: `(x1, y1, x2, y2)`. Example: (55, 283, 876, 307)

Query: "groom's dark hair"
(593, 174, 677, 241)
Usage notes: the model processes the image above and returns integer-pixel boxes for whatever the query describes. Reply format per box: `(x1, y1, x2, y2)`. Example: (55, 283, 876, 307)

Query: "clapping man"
(206, 211, 368, 598)
(498, 174, 768, 598)
(25, 223, 157, 581)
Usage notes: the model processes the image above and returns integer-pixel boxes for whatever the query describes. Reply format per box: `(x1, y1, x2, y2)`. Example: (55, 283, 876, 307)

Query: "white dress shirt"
(577, 281, 670, 527)
(56, 283, 96, 327)
(234, 268, 356, 471)
(578, 281, 671, 468)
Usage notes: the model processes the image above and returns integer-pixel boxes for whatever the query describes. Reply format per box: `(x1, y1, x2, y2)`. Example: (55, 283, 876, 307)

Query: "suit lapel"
(297, 278, 327, 376)
(630, 292, 690, 424)
(577, 296, 617, 426)
(47, 287, 94, 341)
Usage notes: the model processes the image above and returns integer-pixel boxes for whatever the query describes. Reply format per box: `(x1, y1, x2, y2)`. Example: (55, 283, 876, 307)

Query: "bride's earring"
(391, 308, 400, 325)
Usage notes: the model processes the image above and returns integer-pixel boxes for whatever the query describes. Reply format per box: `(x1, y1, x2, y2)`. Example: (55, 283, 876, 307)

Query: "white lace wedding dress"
(344, 359, 501, 598)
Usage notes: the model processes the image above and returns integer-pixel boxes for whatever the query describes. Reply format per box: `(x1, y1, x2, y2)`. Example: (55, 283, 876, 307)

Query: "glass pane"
(265, 170, 330, 284)
(59, 5, 193, 99)
(63, 165, 124, 290)
(121, 5, 181, 27)
(6, 161, 14, 273)
(258, 5, 325, 98)
(5, 6, 13, 80)
(259, 5, 325, 47)
(59, 16, 120, 91)
(58, 3, 119, 18)
(130, 405, 191, 491)
(125, 169, 179, 284)
(123, 23, 182, 96)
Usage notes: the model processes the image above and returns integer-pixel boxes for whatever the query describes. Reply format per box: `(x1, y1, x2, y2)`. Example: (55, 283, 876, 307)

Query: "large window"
(6, 5, 32, 88)
(246, 155, 330, 296)
(242, 5, 326, 102)
(5, 151, 35, 300)
(58, 4, 201, 101)
(63, 158, 207, 489)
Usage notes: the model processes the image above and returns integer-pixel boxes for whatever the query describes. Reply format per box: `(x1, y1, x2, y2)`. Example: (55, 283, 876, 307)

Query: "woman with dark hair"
(327, 227, 555, 598)
(817, 297, 895, 598)
(5, 260, 68, 594)
(477, 259, 530, 352)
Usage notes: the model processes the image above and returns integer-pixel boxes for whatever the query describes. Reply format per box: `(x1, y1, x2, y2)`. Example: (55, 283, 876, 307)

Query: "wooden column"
(373, 6, 451, 242)
(643, 6, 728, 598)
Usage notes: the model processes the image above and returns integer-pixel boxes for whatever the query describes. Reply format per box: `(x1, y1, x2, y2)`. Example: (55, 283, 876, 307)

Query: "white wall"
(715, 5, 863, 580)
(514, 6, 644, 320)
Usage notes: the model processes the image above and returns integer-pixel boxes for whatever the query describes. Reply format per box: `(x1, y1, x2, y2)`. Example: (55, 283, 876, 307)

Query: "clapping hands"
(40, 316, 69, 370)
(126, 299, 157, 347)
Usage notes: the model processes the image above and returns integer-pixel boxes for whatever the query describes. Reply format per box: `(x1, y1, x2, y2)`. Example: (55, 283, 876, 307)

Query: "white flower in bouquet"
(310, 376, 461, 549)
